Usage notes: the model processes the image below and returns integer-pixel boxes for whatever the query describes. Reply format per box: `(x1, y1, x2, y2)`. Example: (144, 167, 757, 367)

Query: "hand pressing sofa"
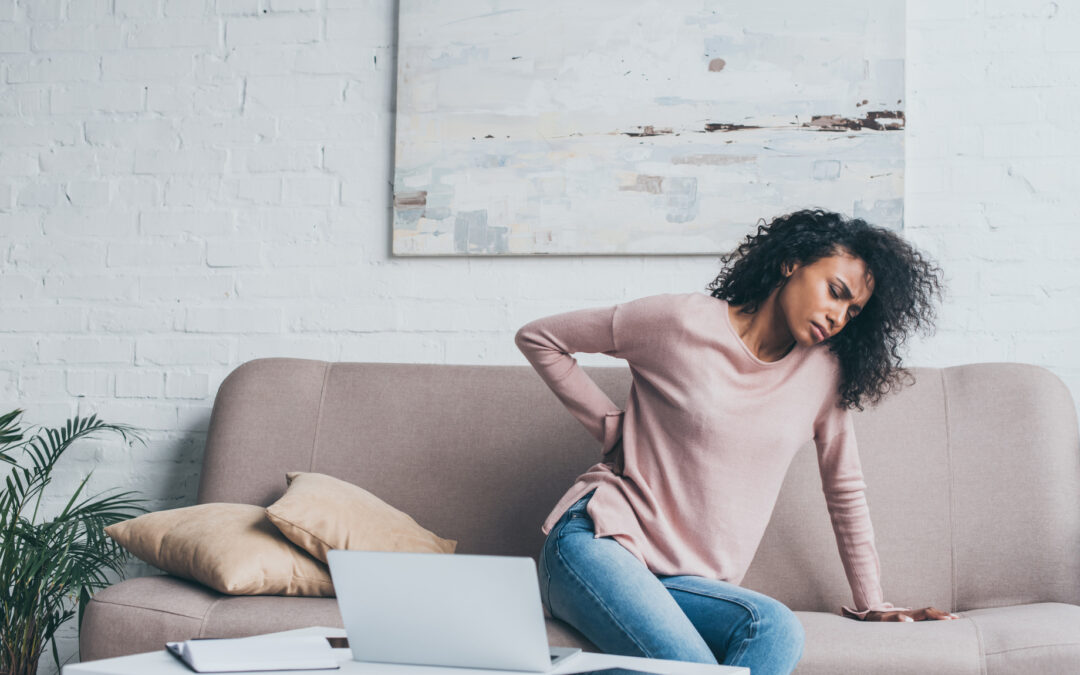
(80, 358, 1080, 674)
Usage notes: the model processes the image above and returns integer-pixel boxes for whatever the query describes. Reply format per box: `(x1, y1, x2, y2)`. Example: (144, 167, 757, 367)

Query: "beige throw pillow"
(265, 472, 457, 562)
(105, 503, 334, 597)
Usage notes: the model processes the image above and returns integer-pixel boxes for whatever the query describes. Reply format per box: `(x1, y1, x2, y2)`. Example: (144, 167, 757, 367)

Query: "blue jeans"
(539, 489, 804, 675)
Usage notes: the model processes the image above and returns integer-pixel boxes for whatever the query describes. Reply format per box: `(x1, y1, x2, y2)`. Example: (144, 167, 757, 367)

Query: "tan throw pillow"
(265, 472, 457, 562)
(105, 503, 334, 597)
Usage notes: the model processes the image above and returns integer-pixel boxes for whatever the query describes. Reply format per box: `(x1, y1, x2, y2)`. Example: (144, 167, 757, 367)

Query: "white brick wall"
(1, 1, 1079, 671)
(903, 0, 1080, 382)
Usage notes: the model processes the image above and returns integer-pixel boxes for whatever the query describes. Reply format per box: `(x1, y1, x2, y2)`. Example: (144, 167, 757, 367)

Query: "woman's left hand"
(863, 607, 959, 622)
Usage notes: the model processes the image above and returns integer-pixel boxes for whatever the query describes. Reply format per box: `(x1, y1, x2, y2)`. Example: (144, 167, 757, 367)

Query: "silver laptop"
(327, 550, 582, 672)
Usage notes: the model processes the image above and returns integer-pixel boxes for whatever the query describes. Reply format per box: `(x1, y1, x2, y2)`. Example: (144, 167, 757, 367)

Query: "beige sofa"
(81, 358, 1080, 673)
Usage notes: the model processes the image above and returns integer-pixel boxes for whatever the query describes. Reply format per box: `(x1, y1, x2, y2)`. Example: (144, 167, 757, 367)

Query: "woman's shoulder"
(622, 291, 712, 308)
(624, 290, 710, 301)
(622, 291, 718, 310)
(803, 344, 846, 407)
(610, 293, 716, 350)
(615, 292, 718, 323)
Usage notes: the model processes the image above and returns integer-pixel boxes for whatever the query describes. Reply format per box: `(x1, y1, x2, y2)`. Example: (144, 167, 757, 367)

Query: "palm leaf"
(4, 416, 145, 519)
(0, 409, 23, 454)
(0, 410, 147, 675)
(77, 586, 91, 633)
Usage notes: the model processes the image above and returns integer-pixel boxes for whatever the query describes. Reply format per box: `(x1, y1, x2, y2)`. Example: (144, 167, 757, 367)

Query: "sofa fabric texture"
(81, 359, 1080, 673)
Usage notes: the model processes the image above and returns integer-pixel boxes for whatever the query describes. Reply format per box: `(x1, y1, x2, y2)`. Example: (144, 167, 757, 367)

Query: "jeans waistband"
(568, 489, 597, 515)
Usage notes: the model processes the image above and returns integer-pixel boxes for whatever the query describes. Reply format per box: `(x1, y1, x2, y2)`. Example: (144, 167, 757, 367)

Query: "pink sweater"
(515, 292, 900, 618)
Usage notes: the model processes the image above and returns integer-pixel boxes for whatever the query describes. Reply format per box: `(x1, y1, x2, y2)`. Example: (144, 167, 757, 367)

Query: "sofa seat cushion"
(545, 618, 598, 652)
(79, 576, 1080, 672)
(794, 610, 982, 674)
(82, 575, 601, 663)
(80, 575, 343, 661)
(963, 603, 1080, 675)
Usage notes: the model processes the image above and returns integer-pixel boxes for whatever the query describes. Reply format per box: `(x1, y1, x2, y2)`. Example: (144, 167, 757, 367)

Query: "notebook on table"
(327, 549, 582, 673)
(165, 634, 339, 672)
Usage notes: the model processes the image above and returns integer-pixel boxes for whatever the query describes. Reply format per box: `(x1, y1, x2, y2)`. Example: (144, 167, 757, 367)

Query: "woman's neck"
(727, 297, 796, 362)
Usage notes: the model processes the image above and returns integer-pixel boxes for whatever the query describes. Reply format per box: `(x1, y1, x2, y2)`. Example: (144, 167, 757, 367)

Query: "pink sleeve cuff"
(601, 410, 625, 455)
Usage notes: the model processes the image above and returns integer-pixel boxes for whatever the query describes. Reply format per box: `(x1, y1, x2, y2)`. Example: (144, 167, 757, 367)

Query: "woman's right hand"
(604, 438, 625, 475)
(862, 607, 959, 622)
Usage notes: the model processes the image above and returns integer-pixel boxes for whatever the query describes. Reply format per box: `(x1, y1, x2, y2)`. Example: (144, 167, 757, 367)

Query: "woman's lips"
(811, 322, 827, 342)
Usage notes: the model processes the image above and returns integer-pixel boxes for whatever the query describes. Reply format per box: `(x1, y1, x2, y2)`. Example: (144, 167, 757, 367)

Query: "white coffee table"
(63, 626, 748, 675)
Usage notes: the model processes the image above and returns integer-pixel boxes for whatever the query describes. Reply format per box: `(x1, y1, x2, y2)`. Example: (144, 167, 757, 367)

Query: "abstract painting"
(392, 1, 905, 255)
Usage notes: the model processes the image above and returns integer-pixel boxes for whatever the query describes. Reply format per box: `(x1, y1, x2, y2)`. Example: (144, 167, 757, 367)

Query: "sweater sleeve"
(814, 399, 908, 619)
(515, 304, 626, 455)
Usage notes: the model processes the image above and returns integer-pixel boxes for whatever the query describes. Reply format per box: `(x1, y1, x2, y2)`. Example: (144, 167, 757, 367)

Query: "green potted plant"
(0, 409, 147, 675)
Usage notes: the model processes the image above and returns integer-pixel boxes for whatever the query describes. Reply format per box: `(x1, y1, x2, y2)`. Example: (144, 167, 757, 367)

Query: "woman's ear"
(782, 259, 805, 278)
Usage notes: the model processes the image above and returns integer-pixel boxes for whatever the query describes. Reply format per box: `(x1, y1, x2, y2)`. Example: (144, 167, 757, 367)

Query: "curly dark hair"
(706, 208, 946, 412)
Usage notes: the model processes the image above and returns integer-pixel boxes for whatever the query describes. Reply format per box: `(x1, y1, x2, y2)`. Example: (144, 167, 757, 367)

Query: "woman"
(514, 209, 956, 675)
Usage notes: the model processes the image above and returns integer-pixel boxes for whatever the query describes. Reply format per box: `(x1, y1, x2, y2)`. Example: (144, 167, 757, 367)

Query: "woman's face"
(779, 250, 875, 346)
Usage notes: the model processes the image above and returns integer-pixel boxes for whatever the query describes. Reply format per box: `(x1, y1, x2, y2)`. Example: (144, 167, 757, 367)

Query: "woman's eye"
(829, 286, 838, 298)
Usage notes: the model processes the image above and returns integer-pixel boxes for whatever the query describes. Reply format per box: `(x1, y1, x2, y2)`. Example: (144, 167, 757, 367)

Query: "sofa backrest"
(198, 358, 1080, 613)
